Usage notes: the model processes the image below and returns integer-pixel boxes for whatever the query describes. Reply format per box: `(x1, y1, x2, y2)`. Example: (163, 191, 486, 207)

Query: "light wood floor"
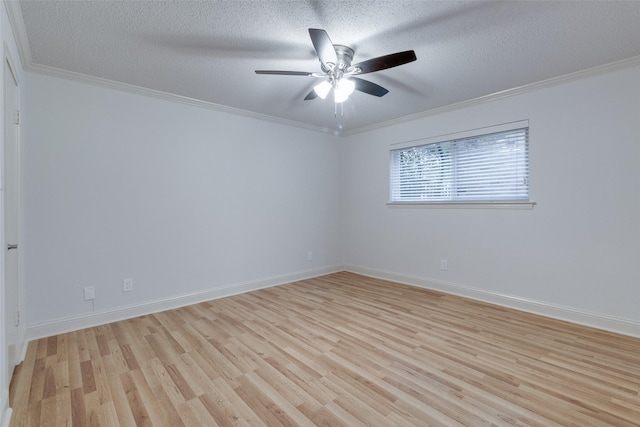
(9, 272, 640, 426)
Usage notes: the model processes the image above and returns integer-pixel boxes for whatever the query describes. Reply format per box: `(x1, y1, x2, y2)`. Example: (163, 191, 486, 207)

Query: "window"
(390, 121, 530, 206)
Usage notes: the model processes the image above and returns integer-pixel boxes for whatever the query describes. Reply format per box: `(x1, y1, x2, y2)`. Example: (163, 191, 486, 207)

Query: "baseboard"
(346, 265, 640, 338)
(25, 265, 345, 342)
(4, 331, 30, 367)
(16, 337, 29, 366)
(0, 390, 11, 427)
(24, 263, 640, 342)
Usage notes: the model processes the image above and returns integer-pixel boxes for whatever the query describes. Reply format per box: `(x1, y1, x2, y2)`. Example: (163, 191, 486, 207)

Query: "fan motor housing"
(321, 45, 354, 72)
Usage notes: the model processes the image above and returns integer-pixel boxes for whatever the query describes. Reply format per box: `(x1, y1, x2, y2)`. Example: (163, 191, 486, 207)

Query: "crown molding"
(4, 0, 335, 135)
(4, 0, 32, 68)
(30, 53, 639, 138)
(28, 63, 334, 134)
(343, 55, 640, 136)
(6, 0, 640, 138)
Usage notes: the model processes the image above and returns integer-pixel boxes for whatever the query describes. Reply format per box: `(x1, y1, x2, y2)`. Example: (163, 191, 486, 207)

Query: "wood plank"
(9, 272, 640, 426)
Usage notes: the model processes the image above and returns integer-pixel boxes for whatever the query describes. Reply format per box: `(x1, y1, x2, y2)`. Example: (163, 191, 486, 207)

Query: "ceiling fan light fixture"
(313, 80, 332, 99)
(256, 28, 416, 113)
(333, 78, 355, 103)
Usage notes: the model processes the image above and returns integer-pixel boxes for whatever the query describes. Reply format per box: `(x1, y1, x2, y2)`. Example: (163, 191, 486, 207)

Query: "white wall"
(22, 73, 343, 329)
(342, 63, 640, 330)
(21, 62, 640, 338)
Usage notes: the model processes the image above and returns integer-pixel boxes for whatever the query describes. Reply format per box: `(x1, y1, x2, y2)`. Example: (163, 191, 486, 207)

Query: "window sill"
(387, 201, 536, 210)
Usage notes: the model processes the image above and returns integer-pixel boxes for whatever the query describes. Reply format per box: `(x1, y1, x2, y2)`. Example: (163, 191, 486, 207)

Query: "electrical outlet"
(84, 286, 95, 300)
(307, 251, 313, 261)
(440, 259, 448, 271)
(123, 278, 133, 292)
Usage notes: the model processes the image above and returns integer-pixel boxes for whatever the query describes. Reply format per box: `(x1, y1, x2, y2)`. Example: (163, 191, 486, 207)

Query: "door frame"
(3, 45, 24, 375)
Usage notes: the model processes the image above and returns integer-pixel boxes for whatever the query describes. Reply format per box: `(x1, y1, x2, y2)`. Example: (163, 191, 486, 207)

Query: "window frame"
(388, 120, 535, 209)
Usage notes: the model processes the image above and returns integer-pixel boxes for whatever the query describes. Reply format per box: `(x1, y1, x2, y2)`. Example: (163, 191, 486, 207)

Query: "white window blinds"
(390, 125, 529, 203)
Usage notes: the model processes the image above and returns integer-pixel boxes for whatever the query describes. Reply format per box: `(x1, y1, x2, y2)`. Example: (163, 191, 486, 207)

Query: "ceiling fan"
(255, 28, 417, 105)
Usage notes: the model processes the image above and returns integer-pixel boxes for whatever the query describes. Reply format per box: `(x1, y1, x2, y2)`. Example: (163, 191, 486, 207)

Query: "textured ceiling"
(13, 0, 640, 134)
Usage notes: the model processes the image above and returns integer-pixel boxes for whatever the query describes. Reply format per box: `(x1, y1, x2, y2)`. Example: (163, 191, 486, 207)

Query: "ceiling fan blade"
(350, 50, 417, 74)
(309, 28, 337, 68)
(255, 70, 315, 76)
(304, 90, 318, 101)
(352, 77, 389, 97)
